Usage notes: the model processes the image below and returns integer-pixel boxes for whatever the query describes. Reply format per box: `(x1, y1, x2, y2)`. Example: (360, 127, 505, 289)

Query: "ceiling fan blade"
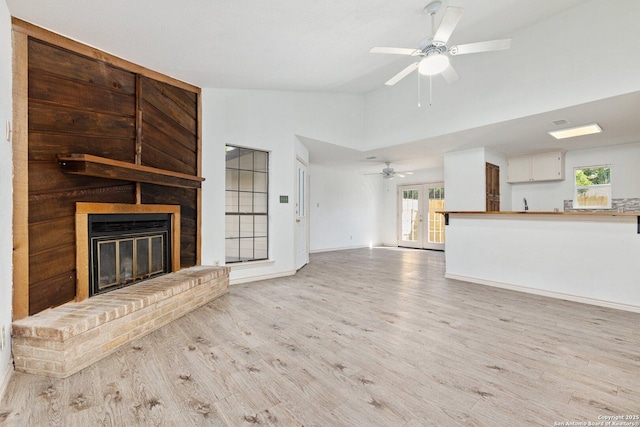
(385, 62, 419, 86)
(441, 64, 460, 84)
(449, 38, 512, 55)
(433, 7, 464, 44)
(370, 47, 416, 55)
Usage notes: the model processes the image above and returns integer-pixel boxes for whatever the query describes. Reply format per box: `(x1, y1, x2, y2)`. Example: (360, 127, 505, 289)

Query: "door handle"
(296, 219, 301, 223)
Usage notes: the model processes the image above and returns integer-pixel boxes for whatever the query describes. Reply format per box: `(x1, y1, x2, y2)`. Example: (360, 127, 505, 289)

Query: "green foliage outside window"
(575, 166, 610, 195)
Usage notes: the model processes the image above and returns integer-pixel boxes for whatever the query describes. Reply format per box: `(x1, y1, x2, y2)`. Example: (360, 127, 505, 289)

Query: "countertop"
(438, 211, 639, 217)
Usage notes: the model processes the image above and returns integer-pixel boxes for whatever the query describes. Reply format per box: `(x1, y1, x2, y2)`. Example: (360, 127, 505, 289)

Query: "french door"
(397, 183, 445, 250)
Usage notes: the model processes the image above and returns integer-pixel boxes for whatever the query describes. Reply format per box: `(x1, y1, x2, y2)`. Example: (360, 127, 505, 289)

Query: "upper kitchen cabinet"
(507, 151, 565, 183)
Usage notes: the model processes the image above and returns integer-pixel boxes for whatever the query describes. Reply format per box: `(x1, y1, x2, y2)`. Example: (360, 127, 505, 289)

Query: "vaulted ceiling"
(8, 0, 640, 172)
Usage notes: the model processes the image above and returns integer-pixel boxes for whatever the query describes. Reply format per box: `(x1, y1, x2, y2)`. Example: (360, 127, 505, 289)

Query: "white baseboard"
(230, 269, 296, 285)
(309, 244, 372, 254)
(445, 273, 640, 314)
(0, 362, 13, 401)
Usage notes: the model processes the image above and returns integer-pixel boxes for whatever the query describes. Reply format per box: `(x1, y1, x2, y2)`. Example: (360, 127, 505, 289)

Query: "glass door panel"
(397, 183, 445, 250)
(398, 187, 422, 248)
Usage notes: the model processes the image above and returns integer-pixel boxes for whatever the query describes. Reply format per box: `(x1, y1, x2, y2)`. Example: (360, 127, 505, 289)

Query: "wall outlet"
(214, 260, 220, 267)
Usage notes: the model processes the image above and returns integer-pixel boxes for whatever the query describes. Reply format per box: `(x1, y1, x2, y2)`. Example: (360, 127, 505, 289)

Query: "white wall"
(364, 0, 640, 151)
(444, 148, 486, 211)
(510, 142, 640, 211)
(0, 0, 13, 396)
(201, 88, 364, 282)
(309, 164, 381, 252)
(378, 168, 445, 246)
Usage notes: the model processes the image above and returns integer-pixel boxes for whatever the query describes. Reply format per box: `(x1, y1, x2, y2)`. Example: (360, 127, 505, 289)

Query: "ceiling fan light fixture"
(418, 54, 450, 76)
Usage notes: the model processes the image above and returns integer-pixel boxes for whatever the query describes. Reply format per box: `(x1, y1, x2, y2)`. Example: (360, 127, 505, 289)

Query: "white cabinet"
(507, 151, 565, 183)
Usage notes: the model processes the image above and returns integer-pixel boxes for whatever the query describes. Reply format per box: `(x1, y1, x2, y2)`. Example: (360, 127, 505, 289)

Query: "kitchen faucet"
(523, 198, 529, 211)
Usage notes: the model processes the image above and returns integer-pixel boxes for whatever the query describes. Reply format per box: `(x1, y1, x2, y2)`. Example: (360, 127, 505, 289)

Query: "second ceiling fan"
(371, 1, 512, 85)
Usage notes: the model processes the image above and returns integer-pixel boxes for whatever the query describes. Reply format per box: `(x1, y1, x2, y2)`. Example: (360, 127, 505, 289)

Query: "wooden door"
(486, 163, 500, 212)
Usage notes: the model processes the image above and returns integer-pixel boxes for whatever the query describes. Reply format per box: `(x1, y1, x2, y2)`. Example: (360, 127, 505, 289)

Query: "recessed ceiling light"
(547, 123, 602, 140)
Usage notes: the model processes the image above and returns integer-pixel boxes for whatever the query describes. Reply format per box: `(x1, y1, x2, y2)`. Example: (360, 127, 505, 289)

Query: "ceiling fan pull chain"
(418, 72, 421, 107)
(429, 75, 433, 106)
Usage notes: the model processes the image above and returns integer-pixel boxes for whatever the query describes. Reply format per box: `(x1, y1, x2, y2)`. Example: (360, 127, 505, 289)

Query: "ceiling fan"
(370, 1, 512, 86)
(367, 162, 413, 179)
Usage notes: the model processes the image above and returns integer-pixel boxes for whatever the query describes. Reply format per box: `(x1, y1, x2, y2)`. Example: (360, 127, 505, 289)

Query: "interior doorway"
(397, 183, 445, 250)
(295, 158, 309, 270)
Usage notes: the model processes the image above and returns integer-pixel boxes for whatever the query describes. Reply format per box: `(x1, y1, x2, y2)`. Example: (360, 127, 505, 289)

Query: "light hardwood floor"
(2, 248, 639, 426)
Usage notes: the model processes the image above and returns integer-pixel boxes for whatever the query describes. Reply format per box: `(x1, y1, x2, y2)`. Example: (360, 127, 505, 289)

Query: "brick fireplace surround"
(11, 266, 229, 378)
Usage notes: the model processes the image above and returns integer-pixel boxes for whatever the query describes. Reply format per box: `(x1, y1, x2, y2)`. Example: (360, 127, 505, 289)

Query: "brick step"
(12, 266, 229, 378)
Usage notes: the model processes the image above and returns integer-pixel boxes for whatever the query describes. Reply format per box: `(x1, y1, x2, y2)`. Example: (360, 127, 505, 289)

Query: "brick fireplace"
(11, 202, 230, 378)
(10, 21, 227, 378)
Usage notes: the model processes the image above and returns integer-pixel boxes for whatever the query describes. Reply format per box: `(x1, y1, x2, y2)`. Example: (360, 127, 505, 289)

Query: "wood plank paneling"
(28, 185, 136, 223)
(29, 68, 136, 117)
(28, 38, 136, 94)
(140, 99, 196, 152)
(27, 39, 138, 314)
(28, 270, 76, 315)
(28, 244, 76, 288)
(144, 76, 197, 118)
(141, 183, 197, 269)
(29, 103, 136, 138)
(29, 133, 135, 162)
(141, 122, 197, 175)
(28, 217, 75, 254)
(141, 77, 196, 135)
(28, 161, 132, 195)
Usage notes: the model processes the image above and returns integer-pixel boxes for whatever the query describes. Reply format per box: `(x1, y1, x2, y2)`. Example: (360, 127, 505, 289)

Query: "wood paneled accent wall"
(12, 19, 202, 318)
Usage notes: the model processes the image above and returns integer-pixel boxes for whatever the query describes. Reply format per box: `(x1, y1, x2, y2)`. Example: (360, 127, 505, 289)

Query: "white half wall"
(0, 0, 14, 396)
(201, 88, 364, 282)
(510, 142, 640, 212)
(445, 214, 640, 311)
(308, 164, 382, 252)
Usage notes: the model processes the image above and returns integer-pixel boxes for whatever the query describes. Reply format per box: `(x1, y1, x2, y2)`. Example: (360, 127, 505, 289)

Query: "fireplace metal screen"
(89, 213, 171, 296)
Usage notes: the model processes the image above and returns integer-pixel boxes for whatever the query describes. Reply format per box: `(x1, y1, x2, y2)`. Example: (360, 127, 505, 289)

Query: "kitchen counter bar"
(441, 210, 640, 312)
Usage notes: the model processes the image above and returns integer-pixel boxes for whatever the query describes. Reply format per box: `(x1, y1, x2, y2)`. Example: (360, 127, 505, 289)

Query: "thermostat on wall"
(280, 195, 289, 203)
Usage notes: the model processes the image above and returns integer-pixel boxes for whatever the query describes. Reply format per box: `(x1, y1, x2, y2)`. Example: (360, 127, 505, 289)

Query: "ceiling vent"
(551, 119, 570, 126)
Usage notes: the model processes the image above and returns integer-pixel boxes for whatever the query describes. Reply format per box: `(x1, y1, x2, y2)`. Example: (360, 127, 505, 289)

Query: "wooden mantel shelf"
(58, 154, 205, 189)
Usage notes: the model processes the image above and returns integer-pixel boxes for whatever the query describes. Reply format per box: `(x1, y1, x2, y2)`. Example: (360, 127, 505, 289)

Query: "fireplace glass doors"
(89, 214, 171, 296)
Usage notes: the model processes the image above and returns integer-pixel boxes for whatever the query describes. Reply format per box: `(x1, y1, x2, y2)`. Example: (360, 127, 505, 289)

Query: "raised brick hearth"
(11, 266, 229, 378)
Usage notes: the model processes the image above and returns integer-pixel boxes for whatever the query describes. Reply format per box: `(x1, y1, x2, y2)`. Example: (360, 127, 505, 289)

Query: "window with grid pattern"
(225, 146, 269, 263)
